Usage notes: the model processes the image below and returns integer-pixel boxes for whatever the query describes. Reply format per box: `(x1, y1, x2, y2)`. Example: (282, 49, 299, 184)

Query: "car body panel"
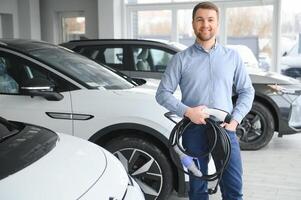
(0, 133, 110, 200)
(0, 120, 144, 200)
(69, 88, 173, 140)
(0, 92, 73, 134)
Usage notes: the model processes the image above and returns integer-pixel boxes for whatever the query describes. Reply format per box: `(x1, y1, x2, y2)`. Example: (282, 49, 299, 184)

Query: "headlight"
(289, 95, 301, 129)
(268, 84, 301, 129)
(267, 84, 301, 95)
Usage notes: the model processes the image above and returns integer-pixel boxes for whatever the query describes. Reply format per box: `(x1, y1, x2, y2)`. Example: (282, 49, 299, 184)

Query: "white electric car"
(0, 117, 144, 200)
(0, 39, 181, 200)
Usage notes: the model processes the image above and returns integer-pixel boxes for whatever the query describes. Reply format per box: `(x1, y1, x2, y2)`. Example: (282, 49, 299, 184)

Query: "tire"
(237, 101, 275, 150)
(105, 137, 173, 200)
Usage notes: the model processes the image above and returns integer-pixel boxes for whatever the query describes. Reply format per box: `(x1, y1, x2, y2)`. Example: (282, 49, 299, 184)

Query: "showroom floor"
(169, 132, 301, 200)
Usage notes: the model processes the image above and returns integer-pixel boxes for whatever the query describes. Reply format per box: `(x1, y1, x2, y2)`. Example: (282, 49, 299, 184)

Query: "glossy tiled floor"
(169, 133, 301, 200)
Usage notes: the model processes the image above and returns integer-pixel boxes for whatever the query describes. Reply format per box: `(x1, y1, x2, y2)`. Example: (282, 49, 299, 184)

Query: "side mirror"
(283, 51, 287, 57)
(21, 78, 63, 101)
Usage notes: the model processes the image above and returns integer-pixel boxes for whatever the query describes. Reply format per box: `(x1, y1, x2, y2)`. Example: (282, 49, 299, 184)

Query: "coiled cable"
(168, 116, 232, 194)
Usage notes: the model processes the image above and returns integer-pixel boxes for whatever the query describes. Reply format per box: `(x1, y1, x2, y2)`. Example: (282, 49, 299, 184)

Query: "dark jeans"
(182, 124, 243, 200)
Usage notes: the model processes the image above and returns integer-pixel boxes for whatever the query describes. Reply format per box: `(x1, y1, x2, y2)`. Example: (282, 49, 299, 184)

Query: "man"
(156, 2, 255, 200)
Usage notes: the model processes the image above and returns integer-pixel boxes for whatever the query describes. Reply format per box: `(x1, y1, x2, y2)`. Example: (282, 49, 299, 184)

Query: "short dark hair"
(192, 1, 219, 20)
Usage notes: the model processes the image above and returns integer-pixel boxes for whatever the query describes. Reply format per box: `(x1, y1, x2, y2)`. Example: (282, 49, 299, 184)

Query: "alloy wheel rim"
(237, 111, 265, 143)
(113, 148, 163, 200)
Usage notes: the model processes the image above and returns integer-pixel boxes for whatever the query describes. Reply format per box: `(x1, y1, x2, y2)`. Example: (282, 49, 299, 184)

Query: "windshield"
(28, 47, 135, 90)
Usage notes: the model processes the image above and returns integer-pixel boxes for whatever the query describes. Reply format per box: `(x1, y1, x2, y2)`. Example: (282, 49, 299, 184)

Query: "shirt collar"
(194, 40, 218, 53)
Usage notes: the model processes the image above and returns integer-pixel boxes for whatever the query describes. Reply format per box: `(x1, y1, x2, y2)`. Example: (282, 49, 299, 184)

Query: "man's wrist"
(230, 119, 239, 126)
(227, 119, 238, 130)
(184, 107, 192, 118)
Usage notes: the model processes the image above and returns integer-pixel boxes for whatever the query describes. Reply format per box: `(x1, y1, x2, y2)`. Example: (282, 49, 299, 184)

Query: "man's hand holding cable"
(221, 120, 238, 131)
(184, 105, 209, 124)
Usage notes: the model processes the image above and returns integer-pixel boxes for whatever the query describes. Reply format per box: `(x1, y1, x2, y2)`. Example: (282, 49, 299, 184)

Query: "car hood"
(0, 133, 123, 200)
(137, 69, 300, 86)
(133, 78, 182, 98)
(281, 56, 301, 68)
(134, 72, 300, 90)
(248, 68, 300, 84)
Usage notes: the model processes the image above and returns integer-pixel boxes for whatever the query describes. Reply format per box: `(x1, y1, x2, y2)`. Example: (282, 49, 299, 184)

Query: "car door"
(0, 49, 74, 135)
(129, 45, 174, 79)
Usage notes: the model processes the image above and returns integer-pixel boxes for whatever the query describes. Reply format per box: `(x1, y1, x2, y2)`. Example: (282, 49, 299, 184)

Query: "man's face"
(192, 8, 218, 42)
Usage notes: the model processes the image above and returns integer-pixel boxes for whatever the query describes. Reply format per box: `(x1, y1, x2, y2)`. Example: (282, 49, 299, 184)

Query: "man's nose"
(202, 20, 209, 27)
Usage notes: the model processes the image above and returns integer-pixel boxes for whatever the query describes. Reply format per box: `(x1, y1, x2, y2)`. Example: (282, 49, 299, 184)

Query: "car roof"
(67, 38, 168, 45)
(60, 38, 181, 51)
(0, 39, 58, 52)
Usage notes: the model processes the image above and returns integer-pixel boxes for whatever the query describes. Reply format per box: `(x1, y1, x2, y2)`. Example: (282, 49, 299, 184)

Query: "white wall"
(0, 0, 19, 38)
(98, 0, 124, 39)
(0, 0, 124, 43)
(40, 0, 98, 44)
(18, 0, 41, 40)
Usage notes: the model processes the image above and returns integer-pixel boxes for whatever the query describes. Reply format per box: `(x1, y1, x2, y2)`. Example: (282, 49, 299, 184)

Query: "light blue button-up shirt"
(156, 42, 255, 123)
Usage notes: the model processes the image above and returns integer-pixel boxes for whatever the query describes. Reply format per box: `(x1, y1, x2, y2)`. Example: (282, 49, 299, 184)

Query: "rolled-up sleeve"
(156, 53, 188, 117)
(232, 52, 255, 123)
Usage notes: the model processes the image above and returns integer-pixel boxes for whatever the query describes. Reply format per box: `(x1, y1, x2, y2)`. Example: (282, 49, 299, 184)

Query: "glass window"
(77, 46, 125, 70)
(173, 0, 198, 2)
(281, 0, 301, 56)
(126, 0, 171, 4)
(0, 51, 71, 94)
(133, 10, 172, 41)
(226, 6, 273, 71)
(132, 47, 173, 72)
(62, 16, 85, 42)
(285, 68, 301, 78)
(132, 47, 151, 71)
(149, 49, 173, 72)
(0, 56, 18, 94)
(29, 47, 134, 90)
(178, 9, 194, 47)
(103, 48, 123, 64)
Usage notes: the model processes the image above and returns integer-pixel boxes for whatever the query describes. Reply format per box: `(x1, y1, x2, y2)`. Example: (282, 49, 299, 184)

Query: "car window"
(102, 48, 123, 64)
(149, 49, 173, 72)
(132, 47, 173, 72)
(286, 68, 301, 78)
(28, 47, 134, 90)
(77, 46, 125, 71)
(0, 56, 18, 94)
(0, 51, 71, 95)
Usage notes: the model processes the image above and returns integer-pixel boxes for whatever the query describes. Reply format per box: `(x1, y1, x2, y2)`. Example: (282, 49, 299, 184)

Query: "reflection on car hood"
(281, 56, 301, 68)
(0, 133, 110, 200)
(248, 68, 300, 84)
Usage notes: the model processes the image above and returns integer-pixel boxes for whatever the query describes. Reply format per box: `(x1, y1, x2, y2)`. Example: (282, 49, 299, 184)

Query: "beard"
(196, 31, 215, 42)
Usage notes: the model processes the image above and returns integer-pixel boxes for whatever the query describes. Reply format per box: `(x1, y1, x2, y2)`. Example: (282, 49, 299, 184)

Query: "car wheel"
(105, 137, 173, 200)
(236, 101, 275, 150)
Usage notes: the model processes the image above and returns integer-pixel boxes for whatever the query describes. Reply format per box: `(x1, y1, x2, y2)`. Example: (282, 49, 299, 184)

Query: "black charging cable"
(167, 115, 232, 195)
